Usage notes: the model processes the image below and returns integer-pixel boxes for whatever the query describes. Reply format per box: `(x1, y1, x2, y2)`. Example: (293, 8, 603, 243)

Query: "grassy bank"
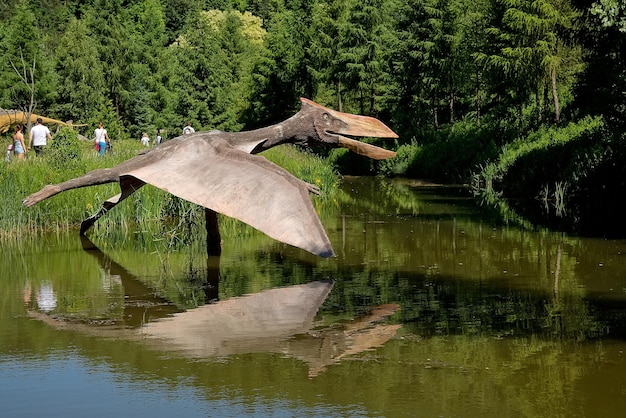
(468, 116, 611, 232)
(0, 128, 340, 241)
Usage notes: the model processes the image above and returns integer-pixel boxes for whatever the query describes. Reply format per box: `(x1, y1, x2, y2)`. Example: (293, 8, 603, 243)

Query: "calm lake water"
(2, 176, 626, 417)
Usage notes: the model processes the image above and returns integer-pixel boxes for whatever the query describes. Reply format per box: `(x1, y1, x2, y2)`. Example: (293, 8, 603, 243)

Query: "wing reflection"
(142, 284, 399, 377)
(143, 280, 334, 354)
(80, 234, 182, 325)
(28, 235, 400, 377)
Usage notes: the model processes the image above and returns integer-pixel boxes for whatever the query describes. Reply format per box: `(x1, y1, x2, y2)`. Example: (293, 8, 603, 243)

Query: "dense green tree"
(389, 0, 490, 132)
(308, 0, 350, 110)
(247, 0, 282, 23)
(387, 0, 431, 134)
(572, 0, 626, 128)
(420, 0, 462, 127)
(167, 9, 267, 131)
(82, 0, 135, 126)
(259, 1, 317, 122)
(53, 17, 106, 122)
(458, 0, 492, 125)
(476, 0, 581, 130)
(0, 0, 58, 115)
(336, 0, 392, 115)
(591, 0, 626, 31)
(126, 0, 178, 134)
(162, 0, 203, 43)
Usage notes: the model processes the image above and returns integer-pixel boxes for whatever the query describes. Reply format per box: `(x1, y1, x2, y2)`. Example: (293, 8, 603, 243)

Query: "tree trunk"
(449, 88, 455, 125)
(551, 66, 561, 125)
(475, 70, 481, 125)
(10, 50, 37, 134)
(337, 80, 343, 112)
(432, 95, 439, 129)
(370, 83, 376, 116)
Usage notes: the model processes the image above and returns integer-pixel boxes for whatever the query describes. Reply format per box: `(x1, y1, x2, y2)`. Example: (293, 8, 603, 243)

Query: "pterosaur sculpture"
(23, 98, 397, 257)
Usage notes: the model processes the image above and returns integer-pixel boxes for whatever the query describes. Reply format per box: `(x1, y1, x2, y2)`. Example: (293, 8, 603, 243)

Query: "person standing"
(12, 124, 26, 161)
(28, 117, 52, 155)
(141, 132, 150, 147)
(155, 129, 163, 146)
(94, 122, 110, 157)
(183, 122, 195, 135)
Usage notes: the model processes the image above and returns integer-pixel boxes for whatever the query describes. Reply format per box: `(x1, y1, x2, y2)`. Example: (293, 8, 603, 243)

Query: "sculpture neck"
(244, 111, 314, 154)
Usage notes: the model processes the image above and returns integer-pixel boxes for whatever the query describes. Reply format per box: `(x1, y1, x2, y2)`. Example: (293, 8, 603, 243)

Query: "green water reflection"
(2, 177, 626, 417)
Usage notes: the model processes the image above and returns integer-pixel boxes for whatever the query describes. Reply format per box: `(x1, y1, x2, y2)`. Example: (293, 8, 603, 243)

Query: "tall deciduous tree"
(0, 0, 57, 114)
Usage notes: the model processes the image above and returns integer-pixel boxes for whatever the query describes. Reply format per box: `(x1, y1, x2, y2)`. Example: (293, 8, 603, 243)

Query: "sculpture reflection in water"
(29, 236, 400, 377)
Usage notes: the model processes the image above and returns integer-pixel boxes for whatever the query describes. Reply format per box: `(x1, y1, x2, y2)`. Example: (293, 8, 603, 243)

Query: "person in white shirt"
(183, 122, 195, 135)
(94, 122, 110, 157)
(28, 117, 52, 155)
(141, 132, 150, 147)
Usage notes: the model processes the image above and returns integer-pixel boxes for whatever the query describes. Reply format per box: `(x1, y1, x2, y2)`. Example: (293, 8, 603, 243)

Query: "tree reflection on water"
(3, 177, 626, 416)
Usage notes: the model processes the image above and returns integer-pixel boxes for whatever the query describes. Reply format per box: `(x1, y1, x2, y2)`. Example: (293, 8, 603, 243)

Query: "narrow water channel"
(1, 177, 626, 417)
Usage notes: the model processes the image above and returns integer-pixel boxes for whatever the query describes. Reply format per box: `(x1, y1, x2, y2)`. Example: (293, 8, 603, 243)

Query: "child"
(141, 132, 150, 147)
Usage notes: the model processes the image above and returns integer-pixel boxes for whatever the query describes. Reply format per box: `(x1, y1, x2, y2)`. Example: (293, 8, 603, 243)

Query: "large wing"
(121, 138, 335, 258)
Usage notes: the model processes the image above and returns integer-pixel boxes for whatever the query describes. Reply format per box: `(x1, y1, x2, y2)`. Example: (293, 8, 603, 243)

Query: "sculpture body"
(23, 99, 397, 257)
(0, 109, 82, 134)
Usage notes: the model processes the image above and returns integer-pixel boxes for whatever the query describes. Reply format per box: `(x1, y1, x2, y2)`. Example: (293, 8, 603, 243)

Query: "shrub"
(46, 127, 84, 169)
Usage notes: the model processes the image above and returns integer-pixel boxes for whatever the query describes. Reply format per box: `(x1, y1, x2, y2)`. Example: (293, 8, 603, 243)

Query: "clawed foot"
(306, 182, 321, 196)
(22, 185, 62, 207)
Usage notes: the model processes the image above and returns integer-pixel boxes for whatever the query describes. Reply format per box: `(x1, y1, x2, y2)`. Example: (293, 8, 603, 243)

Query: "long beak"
(331, 110, 398, 160)
(300, 98, 398, 160)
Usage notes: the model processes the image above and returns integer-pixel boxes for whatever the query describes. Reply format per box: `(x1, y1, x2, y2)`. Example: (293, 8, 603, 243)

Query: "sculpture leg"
(80, 193, 123, 234)
(205, 208, 222, 256)
(80, 177, 145, 234)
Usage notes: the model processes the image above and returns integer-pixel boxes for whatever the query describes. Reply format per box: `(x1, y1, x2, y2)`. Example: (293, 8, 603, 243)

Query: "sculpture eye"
(322, 113, 330, 122)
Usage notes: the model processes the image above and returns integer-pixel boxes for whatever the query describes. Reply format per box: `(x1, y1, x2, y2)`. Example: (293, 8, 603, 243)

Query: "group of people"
(140, 122, 194, 147)
(6, 119, 198, 162)
(7, 118, 52, 162)
(140, 129, 164, 147)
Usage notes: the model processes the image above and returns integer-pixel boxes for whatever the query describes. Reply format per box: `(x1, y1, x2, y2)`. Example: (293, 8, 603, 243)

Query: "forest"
(1, 0, 625, 236)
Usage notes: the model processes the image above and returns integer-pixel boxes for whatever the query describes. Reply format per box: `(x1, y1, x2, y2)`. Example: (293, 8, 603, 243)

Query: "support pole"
(205, 208, 222, 257)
